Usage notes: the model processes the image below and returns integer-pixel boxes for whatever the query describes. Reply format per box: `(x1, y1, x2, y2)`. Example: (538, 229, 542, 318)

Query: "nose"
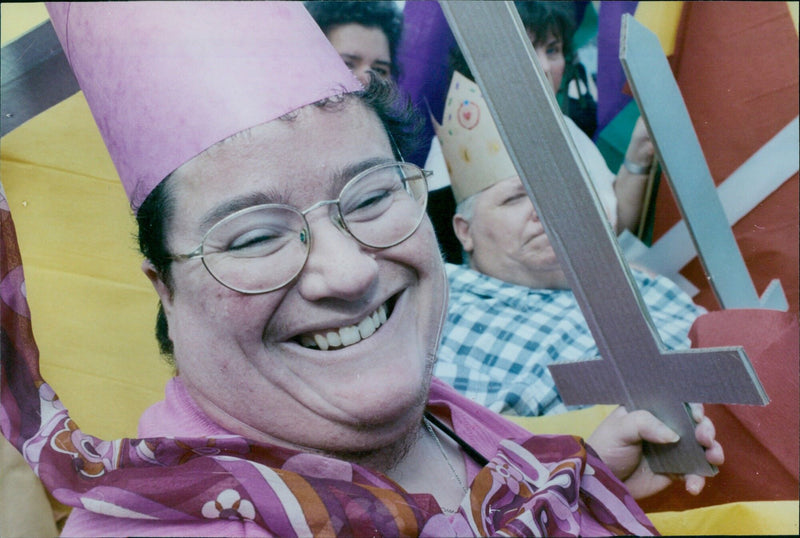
(535, 50, 555, 90)
(353, 67, 372, 86)
(296, 211, 379, 302)
(523, 197, 540, 223)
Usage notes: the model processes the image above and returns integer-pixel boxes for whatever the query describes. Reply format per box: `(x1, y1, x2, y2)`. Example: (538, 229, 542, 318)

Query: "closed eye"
(371, 65, 390, 78)
(228, 228, 292, 257)
(502, 193, 527, 205)
(343, 188, 395, 222)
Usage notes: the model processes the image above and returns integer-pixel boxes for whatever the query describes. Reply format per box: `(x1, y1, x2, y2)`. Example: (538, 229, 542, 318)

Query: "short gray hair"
(454, 191, 478, 223)
(454, 191, 480, 264)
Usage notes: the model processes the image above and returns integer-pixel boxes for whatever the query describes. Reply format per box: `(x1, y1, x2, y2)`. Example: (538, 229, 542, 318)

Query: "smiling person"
(0, 3, 721, 536)
(305, 0, 403, 85)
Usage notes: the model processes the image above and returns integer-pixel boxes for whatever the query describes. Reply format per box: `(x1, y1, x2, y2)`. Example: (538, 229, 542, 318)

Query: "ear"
(142, 260, 174, 316)
(452, 214, 474, 254)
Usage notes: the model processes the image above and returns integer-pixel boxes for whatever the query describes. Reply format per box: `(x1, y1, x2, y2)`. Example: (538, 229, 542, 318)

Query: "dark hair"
(447, 2, 576, 83)
(514, 1, 576, 62)
(305, 1, 404, 79)
(135, 176, 176, 359)
(136, 77, 422, 363)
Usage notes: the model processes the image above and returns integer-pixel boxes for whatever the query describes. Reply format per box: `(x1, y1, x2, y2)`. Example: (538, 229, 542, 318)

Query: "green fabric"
(595, 99, 641, 171)
(572, 2, 599, 52)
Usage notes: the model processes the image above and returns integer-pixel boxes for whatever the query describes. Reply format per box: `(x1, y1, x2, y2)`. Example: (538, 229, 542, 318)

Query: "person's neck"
(329, 418, 423, 474)
(383, 416, 469, 513)
(522, 271, 569, 290)
(474, 262, 569, 290)
(179, 376, 428, 470)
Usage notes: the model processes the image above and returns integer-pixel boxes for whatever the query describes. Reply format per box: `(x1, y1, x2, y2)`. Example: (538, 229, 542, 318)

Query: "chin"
(345, 367, 432, 427)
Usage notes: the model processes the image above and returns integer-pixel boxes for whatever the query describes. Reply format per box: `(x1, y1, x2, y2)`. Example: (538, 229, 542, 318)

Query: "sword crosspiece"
(439, 1, 768, 475)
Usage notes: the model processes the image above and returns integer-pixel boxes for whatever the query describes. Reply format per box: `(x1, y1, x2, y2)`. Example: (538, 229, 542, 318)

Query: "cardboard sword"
(619, 14, 788, 311)
(1, 21, 80, 136)
(439, 1, 768, 475)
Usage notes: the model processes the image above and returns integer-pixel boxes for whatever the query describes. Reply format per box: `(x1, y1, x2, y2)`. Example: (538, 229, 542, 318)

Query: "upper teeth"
(299, 303, 388, 350)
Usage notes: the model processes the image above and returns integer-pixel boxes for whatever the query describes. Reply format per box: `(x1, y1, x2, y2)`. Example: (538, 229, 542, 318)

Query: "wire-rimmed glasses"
(169, 161, 431, 294)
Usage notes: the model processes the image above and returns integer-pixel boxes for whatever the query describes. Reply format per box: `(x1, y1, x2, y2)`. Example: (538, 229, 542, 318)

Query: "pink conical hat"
(46, 2, 361, 210)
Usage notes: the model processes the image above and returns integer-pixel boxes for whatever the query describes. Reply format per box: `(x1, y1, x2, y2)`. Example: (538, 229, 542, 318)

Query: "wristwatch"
(623, 158, 652, 175)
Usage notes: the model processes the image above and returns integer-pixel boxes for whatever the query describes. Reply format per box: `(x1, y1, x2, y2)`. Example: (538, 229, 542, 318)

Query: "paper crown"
(432, 71, 518, 204)
(46, 2, 361, 210)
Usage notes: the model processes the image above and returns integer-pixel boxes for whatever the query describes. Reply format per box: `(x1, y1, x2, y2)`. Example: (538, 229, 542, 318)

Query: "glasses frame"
(169, 161, 432, 294)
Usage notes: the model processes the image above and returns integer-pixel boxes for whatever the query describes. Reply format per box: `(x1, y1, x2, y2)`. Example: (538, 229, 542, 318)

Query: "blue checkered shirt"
(435, 263, 706, 416)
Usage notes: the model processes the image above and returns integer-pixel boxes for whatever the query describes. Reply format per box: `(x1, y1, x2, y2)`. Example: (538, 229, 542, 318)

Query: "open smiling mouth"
(297, 300, 393, 350)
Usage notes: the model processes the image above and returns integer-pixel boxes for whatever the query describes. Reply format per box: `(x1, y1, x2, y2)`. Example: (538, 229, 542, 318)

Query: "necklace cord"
(424, 418, 469, 496)
(423, 411, 490, 467)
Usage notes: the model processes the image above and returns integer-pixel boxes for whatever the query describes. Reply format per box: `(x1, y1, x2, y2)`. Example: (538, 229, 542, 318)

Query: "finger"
(625, 470, 673, 500)
(685, 474, 705, 495)
(688, 403, 704, 423)
(624, 410, 680, 444)
(694, 416, 716, 447)
(705, 440, 725, 466)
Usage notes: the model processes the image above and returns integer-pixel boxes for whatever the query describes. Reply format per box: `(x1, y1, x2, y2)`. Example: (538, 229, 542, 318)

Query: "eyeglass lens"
(200, 162, 427, 293)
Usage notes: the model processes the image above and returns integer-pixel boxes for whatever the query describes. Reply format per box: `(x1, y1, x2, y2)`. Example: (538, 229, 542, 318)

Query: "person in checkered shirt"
(430, 71, 713, 499)
(435, 171, 705, 417)
(431, 72, 704, 419)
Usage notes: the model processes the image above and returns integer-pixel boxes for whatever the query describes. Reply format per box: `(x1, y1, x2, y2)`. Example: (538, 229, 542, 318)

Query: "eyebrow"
(340, 53, 363, 63)
(332, 157, 396, 188)
(198, 157, 396, 232)
(198, 190, 287, 233)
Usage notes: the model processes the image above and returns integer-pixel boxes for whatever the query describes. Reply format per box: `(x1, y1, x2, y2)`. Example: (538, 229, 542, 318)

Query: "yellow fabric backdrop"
(2, 93, 173, 439)
(1, 3, 49, 45)
(1, 3, 797, 536)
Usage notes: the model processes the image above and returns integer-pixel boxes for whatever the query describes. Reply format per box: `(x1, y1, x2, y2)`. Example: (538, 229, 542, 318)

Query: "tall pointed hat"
(433, 71, 518, 204)
(46, 2, 361, 210)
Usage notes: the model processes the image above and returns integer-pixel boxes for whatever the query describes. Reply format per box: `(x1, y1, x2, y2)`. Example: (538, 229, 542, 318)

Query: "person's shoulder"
(444, 262, 468, 275)
(445, 263, 486, 290)
(631, 266, 684, 292)
(445, 263, 535, 305)
(428, 377, 533, 441)
(631, 267, 706, 313)
(563, 115, 592, 144)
